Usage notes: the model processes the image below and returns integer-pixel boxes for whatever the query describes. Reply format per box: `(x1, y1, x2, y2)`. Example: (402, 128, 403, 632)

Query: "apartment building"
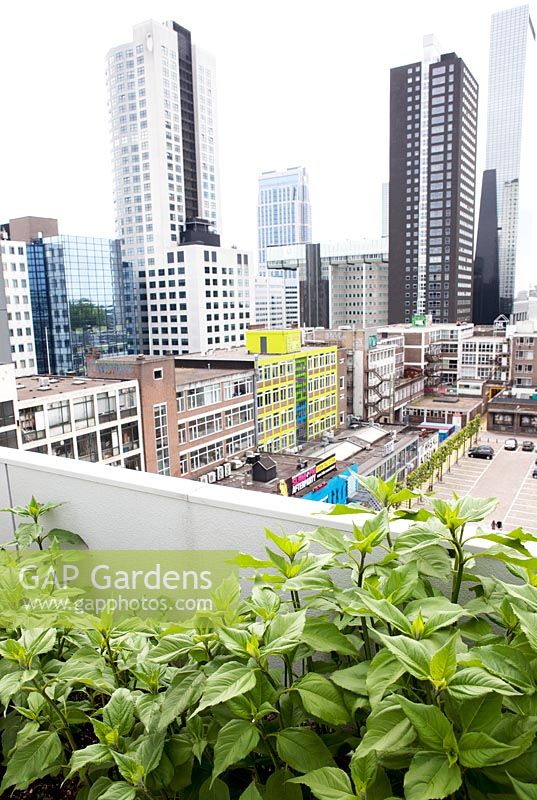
(87, 352, 256, 479)
(176, 367, 255, 479)
(389, 38, 478, 323)
(15, 373, 143, 469)
(507, 320, 537, 388)
(302, 327, 425, 423)
(0, 235, 36, 377)
(176, 329, 346, 454)
(458, 333, 510, 385)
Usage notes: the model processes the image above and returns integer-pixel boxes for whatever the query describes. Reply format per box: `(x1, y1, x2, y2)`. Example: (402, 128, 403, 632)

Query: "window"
(154, 368, 163, 380)
(73, 396, 95, 430)
(225, 403, 254, 427)
(178, 422, 187, 444)
(20, 406, 46, 443)
(223, 376, 253, 399)
(154, 403, 170, 475)
(189, 441, 224, 471)
(97, 392, 117, 423)
(77, 432, 99, 462)
(187, 384, 221, 409)
(226, 429, 255, 455)
(0, 430, 18, 449)
(119, 386, 138, 418)
(188, 412, 222, 440)
(0, 400, 15, 428)
(100, 427, 120, 459)
(47, 400, 71, 436)
(51, 438, 74, 459)
(176, 391, 185, 412)
(122, 421, 139, 452)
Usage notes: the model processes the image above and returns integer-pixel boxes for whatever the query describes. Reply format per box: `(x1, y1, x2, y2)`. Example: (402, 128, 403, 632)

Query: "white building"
(254, 270, 299, 329)
(485, 5, 535, 311)
(257, 167, 311, 268)
(16, 374, 144, 469)
(458, 335, 510, 385)
(0, 236, 36, 377)
(166, 230, 252, 353)
(512, 287, 537, 323)
(106, 20, 220, 355)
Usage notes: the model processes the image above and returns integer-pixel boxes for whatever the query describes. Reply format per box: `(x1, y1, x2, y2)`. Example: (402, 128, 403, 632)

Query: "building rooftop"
(175, 366, 253, 386)
(15, 374, 127, 403)
(489, 388, 537, 408)
(218, 424, 427, 497)
(406, 394, 483, 413)
(95, 354, 172, 365)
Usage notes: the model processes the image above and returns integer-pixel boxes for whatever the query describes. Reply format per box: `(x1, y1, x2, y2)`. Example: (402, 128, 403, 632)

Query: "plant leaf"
(103, 688, 135, 736)
(294, 673, 350, 726)
(509, 774, 537, 800)
(276, 727, 335, 773)
(398, 697, 457, 754)
(192, 663, 257, 716)
(356, 703, 415, 757)
(458, 732, 528, 767)
(375, 633, 430, 679)
(212, 719, 260, 783)
(0, 731, 63, 791)
(302, 618, 359, 656)
(68, 744, 113, 778)
(266, 769, 303, 800)
(366, 650, 405, 708)
(447, 667, 521, 699)
(404, 751, 462, 800)
(99, 783, 137, 800)
(289, 767, 356, 800)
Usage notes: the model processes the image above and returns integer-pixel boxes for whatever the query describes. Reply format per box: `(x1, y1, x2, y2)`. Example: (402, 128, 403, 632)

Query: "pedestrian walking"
(497, 520, 503, 530)
(491, 520, 497, 530)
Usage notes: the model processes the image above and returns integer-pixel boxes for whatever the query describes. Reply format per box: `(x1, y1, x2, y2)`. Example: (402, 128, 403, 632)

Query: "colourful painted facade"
(246, 330, 339, 452)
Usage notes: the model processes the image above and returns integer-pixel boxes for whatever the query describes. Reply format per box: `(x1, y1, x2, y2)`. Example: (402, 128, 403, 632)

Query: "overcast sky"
(0, 0, 534, 278)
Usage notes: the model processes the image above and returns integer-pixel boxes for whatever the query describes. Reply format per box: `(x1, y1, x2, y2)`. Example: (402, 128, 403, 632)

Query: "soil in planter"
(5, 776, 79, 800)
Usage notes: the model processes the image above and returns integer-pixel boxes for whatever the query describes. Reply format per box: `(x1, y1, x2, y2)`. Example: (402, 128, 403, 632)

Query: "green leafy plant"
(1, 482, 537, 800)
(1, 496, 87, 550)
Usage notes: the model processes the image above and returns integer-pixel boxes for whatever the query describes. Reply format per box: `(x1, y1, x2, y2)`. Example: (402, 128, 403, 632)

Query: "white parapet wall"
(0, 447, 358, 556)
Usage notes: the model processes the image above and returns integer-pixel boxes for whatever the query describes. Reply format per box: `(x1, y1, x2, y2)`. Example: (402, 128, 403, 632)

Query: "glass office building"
(485, 5, 535, 313)
(257, 167, 311, 267)
(27, 236, 136, 374)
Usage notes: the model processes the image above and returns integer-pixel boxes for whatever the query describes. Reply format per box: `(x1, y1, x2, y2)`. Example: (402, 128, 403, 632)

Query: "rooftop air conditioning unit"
(207, 471, 217, 483)
(223, 462, 232, 477)
(231, 459, 243, 470)
(72, 379, 86, 385)
(199, 474, 209, 484)
(39, 377, 50, 389)
(216, 465, 225, 481)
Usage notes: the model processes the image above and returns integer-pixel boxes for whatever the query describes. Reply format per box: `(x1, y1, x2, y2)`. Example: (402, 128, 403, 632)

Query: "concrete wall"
(0, 447, 357, 557)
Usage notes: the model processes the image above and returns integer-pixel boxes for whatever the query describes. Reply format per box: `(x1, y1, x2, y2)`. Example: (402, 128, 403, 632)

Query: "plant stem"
(103, 634, 122, 686)
(361, 618, 372, 660)
(450, 534, 465, 604)
(33, 681, 77, 752)
(290, 590, 301, 611)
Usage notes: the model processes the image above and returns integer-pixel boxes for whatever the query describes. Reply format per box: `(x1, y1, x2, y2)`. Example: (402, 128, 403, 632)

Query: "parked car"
(468, 445, 494, 460)
(504, 438, 518, 451)
(522, 441, 535, 452)
(533, 467, 537, 479)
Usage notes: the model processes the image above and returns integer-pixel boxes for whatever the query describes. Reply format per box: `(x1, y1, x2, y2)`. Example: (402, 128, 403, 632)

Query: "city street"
(428, 433, 537, 532)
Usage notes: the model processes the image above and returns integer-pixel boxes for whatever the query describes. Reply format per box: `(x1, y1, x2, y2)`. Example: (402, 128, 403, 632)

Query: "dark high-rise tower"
(473, 170, 500, 324)
(389, 37, 478, 324)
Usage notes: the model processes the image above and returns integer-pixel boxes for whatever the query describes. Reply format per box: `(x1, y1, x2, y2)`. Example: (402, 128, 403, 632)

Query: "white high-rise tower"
(106, 20, 220, 354)
(485, 5, 535, 313)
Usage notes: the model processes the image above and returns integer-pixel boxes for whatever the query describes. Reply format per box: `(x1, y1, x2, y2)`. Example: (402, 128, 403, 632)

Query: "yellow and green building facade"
(245, 329, 341, 452)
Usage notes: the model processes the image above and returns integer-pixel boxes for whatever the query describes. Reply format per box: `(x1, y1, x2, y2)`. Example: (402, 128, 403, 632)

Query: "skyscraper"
(485, 5, 535, 315)
(106, 20, 220, 354)
(257, 167, 311, 268)
(473, 170, 500, 324)
(388, 37, 478, 324)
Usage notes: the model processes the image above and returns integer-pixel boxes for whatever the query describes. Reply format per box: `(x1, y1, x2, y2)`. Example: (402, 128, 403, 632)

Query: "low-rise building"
(218, 424, 428, 501)
(507, 320, 537, 388)
(406, 394, 483, 430)
(15, 373, 144, 469)
(87, 353, 257, 480)
(176, 329, 346, 454)
(487, 387, 537, 436)
(302, 326, 424, 424)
